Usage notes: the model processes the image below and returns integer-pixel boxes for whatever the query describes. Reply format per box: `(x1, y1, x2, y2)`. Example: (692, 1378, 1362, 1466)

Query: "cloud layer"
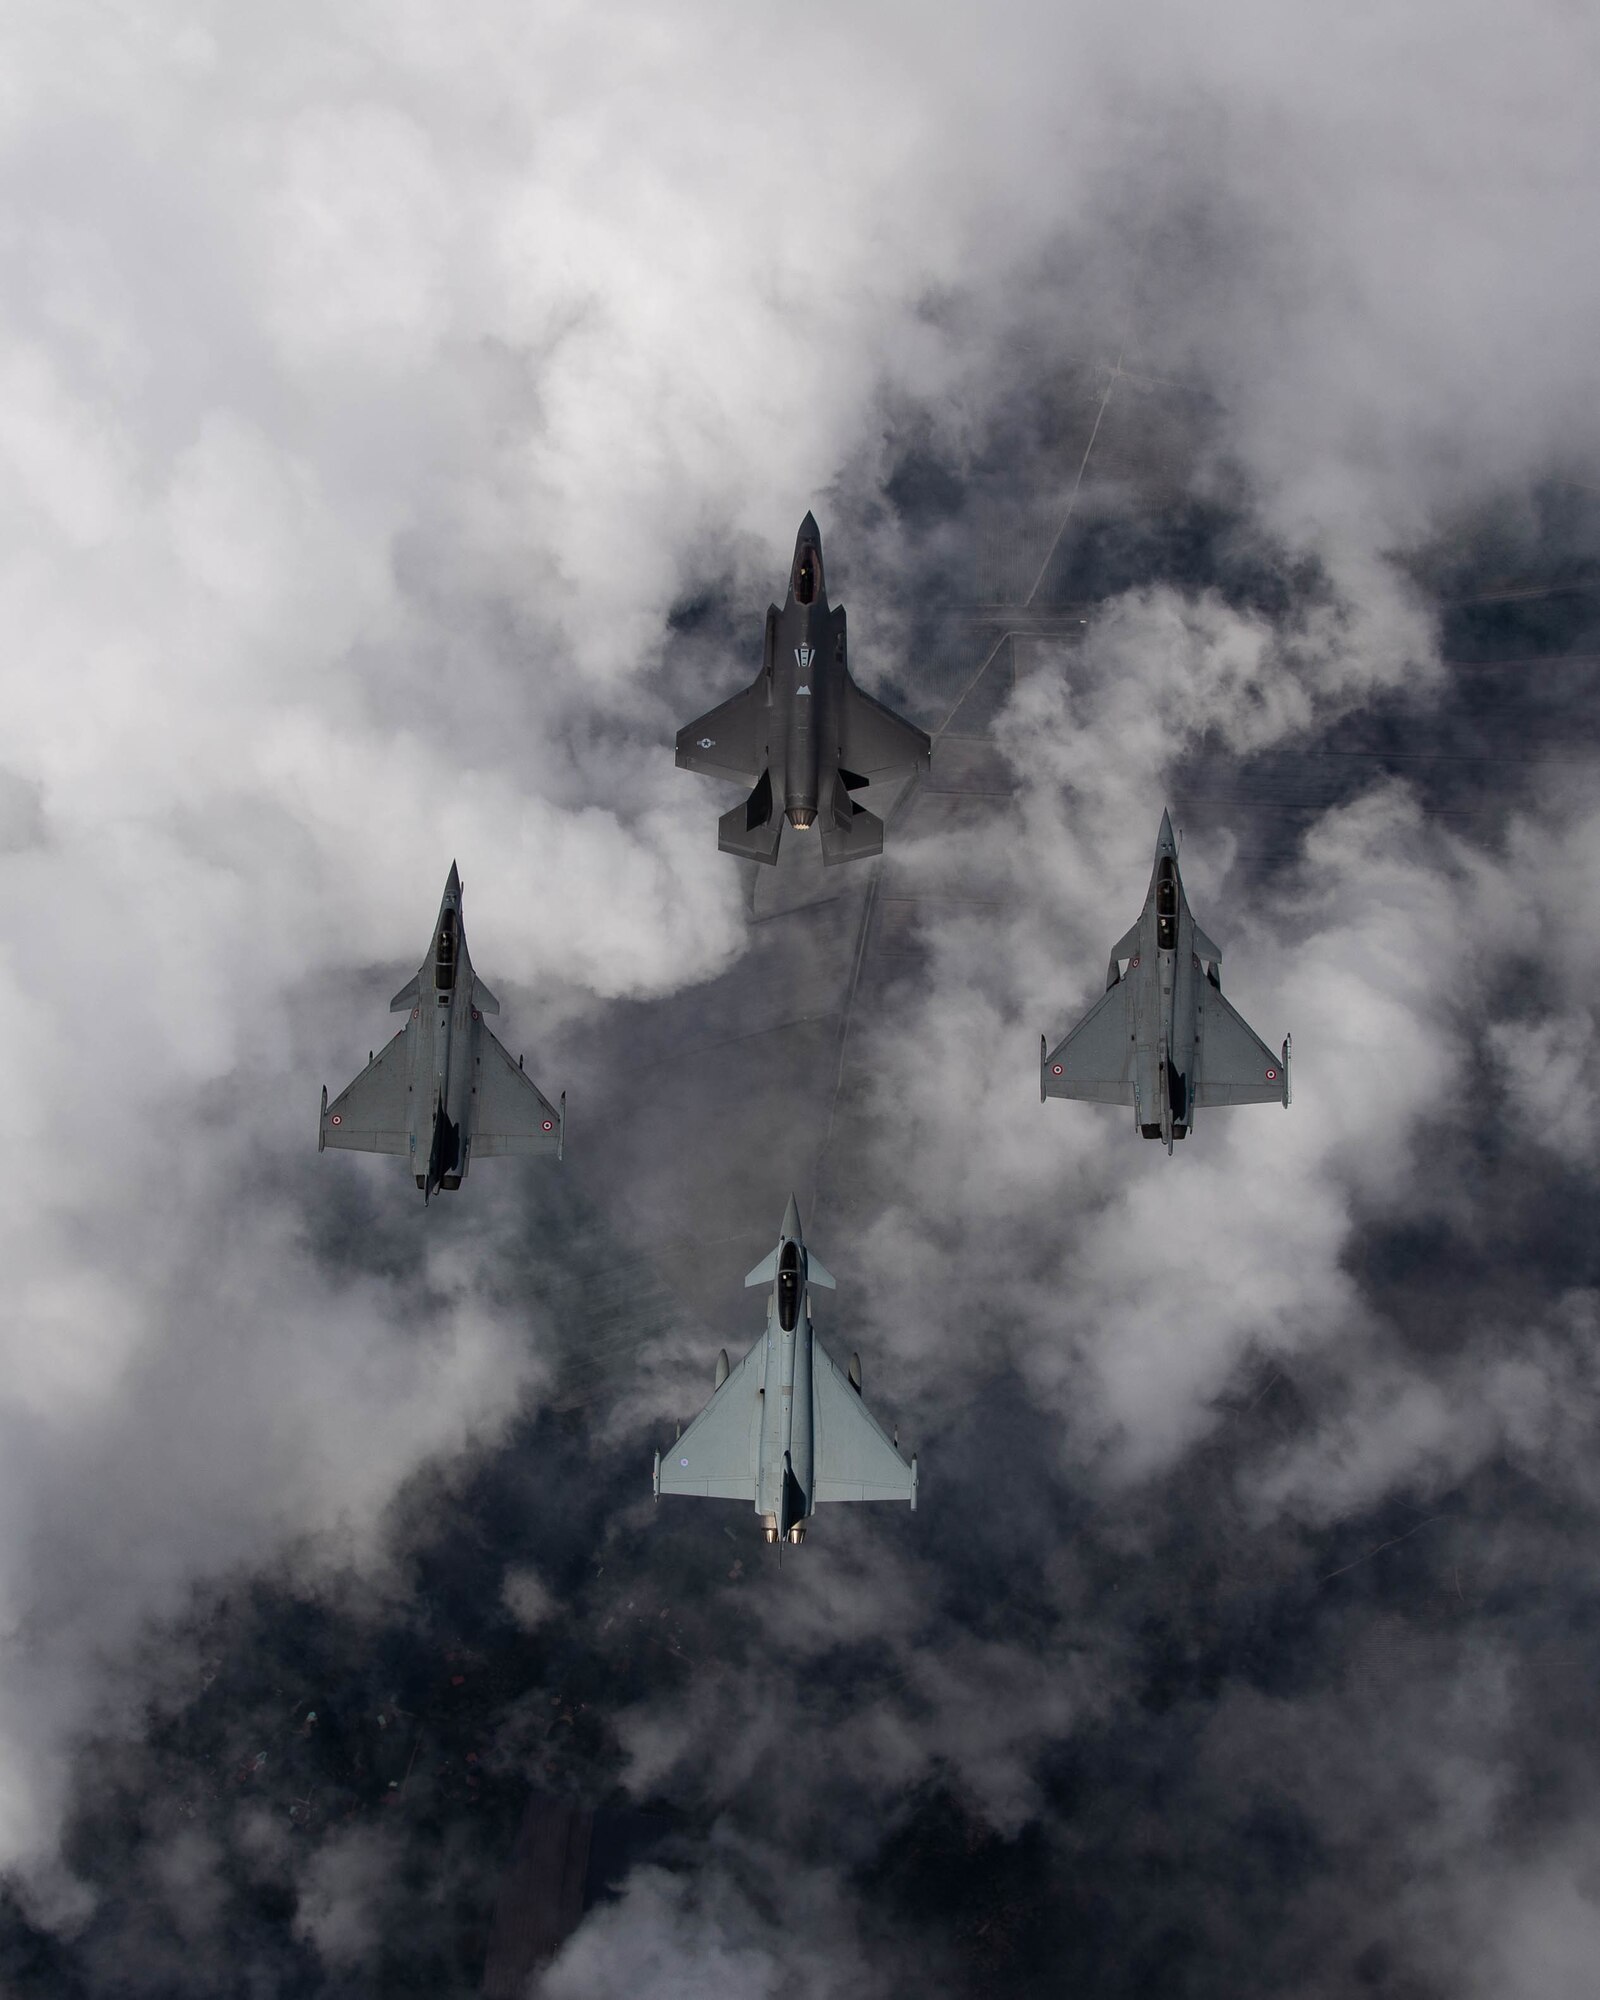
(1, 1, 1599, 1994)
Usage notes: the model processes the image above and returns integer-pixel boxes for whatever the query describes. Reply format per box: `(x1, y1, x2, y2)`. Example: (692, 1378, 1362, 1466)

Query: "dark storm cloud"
(2, 2, 1600, 1995)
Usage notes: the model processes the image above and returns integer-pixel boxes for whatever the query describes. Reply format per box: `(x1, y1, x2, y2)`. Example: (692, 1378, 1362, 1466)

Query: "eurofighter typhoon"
(654, 1197, 918, 1545)
(675, 513, 931, 865)
(1042, 813, 1290, 1152)
(319, 865, 563, 1199)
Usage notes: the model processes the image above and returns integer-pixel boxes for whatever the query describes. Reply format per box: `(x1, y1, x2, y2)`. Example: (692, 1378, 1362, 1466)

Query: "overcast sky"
(2, 4, 1599, 1995)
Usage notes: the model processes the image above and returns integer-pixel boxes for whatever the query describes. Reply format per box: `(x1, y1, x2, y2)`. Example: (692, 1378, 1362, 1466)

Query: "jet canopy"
(434, 909, 458, 992)
(1156, 859, 1178, 950)
(777, 1240, 803, 1330)
(793, 541, 822, 606)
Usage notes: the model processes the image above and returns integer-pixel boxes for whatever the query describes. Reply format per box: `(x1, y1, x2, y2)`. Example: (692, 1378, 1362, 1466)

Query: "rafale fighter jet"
(654, 1196, 918, 1545)
(319, 865, 563, 1200)
(675, 513, 931, 865)
(1042, 812, 1290, 1153)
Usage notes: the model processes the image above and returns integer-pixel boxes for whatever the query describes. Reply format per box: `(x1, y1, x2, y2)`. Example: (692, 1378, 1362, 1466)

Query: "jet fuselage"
(1129, 846, 1202, 1149)
(413, 886, 481, 1194)
(755, 1235, 819, 1542)
(767, 524, 844, 833)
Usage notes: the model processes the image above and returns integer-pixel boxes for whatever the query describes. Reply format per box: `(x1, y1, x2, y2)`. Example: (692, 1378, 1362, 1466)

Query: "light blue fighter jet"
(1042, 812, 1291, 1153)
(654, 1197, 918, 1545)
(319, 864, 563, 1200)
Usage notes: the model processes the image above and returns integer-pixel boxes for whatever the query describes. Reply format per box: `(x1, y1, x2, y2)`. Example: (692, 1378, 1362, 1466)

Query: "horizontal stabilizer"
(818, 798, 883, 867)
(718, 770, 782, 864)
(390, 973, 420, 1013)
(471, 975, 500, 1015)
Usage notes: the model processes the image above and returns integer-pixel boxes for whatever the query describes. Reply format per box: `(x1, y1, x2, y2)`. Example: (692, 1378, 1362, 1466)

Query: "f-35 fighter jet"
(319, 865, 563, 1199)
(1042, 813, 1290, 1153)
(675, 513, 930, 865)
(654, 1196, 918, 1544)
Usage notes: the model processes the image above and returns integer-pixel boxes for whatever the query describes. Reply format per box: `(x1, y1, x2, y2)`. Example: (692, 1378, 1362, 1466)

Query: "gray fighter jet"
(1042, 812, 1290, 1152)
(675, 513, 930, 865)
(654, 1196, 918, 1544)
(319, 864, 563, 1199)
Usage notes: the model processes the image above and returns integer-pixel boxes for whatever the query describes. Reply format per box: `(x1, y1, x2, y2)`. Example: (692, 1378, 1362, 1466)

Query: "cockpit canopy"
(793, 542, 822, 607)
(1156, 859, 1178, 949)
(777, 1239, 803, 1330)
(434, 909, 458, 992)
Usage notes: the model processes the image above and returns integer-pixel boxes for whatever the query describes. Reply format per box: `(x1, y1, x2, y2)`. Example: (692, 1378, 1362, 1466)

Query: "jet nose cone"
(444, 860, 462, 900)
(796, 510, 821, 546)
(1156, 810, 1177, 853)
(780, 1192, 804, 1242)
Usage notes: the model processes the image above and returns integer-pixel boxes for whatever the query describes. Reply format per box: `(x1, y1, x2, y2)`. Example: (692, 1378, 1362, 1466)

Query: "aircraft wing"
(471, 1027, 563, 1156)
(812, 1339, 916, 1503)
(1194, 978, 1288, 1106)
(675, 680, 770, 784)
(656, 1342, 762, 1501)
(323, 1022, 417, 1154)
(1043, 980, 1136, 1105)
(838, 677, 932, 780)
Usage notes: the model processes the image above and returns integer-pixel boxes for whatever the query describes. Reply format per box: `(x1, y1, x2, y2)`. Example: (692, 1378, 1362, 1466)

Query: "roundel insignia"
(471, 1006, 481, 1021)
(411, 1007, 419, 1020)
(542, 1119, 554, 1132)
(1265, 1067, 1278, 1082)
(1129, 955, 1140, 969)
(1051, 1063, 1064, 1076)
(330, 1113, 342, 1125)
(679, 1456, 689, 1467)
(698, 737, 714, 749)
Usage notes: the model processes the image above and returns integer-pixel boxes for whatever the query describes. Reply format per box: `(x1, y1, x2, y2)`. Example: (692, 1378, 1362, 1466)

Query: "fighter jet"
(319, 865, 563, 1199)
(1041, 812, 1290, 1153)
(675, 513, 930, 865)
(654, 1196, 918, 1545)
